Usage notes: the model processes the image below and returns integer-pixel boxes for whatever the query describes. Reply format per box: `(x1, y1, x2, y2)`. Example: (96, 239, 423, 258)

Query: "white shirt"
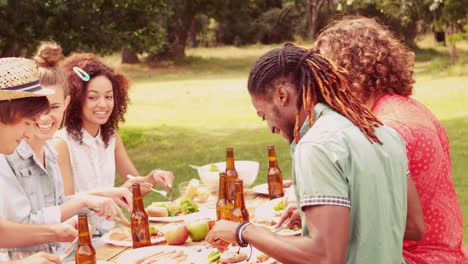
(55, 128, 116, 193)
(55, 128, 116, 233)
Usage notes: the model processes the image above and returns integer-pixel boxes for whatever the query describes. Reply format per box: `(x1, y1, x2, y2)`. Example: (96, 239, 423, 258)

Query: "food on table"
(256, 254, 271, 262)
(147, 199, 199, 217)
(135, 249, 189, 264)
(182, 179, 211, 202)
(163, 223, 189, 245)
(108, 226, 164, 242)
(207, 250, 221, 263)
(207, 249, 272, 264)
(197, 186, 211, 202)
(209, 164, 220, 172)
(219, 251, 248, 263)
(180, 199, 199, 214)
(186, 220, 210, 241)
(109, 226, 133, 241)
(185, 179, 200, 200)
(146, 205, 169, 217)
(273, 200, 286, 211)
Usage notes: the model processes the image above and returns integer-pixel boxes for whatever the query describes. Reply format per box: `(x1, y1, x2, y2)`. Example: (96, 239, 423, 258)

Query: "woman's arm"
(52, 138, 75, 196)
(115, 132, 174, 193)
(404, 176, 425, 240)
(0, 218, 77, 248)
(114, 133, 139, 182)
(1, 252, 62, 264)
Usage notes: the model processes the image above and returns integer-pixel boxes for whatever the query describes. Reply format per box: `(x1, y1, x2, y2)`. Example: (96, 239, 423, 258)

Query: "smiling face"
(0, 117, 34, 154)
(32, 84, 70, 141)
(250, 82, 299, 144)
(81, 75, 114, 133)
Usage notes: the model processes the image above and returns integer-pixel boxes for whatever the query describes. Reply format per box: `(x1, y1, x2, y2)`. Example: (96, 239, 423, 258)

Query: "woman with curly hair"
(316, 16, 467, 264)
(53, 53, 174, 232)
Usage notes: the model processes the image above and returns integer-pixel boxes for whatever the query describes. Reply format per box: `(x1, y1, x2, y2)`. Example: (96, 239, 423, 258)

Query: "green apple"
(187, 221, 209, 242)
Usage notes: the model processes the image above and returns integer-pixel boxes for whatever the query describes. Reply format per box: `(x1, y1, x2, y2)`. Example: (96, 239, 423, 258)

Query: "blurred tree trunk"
(121, 49, 140, 64)
(447, 23, 458, 65)
(168, 3, 196, 64)
(306, 0, 326, 39)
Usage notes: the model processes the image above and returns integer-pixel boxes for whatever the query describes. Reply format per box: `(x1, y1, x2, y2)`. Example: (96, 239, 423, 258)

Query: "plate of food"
(147, 199, 203, 222)
(116, 245, 201, 264)
(101, 226, 165, 246)
(205, 247, 276, 264)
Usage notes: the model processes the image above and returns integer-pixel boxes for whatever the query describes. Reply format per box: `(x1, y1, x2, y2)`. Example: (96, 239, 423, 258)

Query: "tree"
(305, 0, 327, 39)
(0, 0, 170, 60)
(432, 0, 468, 64)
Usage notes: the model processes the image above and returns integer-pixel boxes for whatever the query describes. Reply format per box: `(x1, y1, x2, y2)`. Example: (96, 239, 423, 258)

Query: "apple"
(163, 223, 189, 245)
(187, 221, 209, 241)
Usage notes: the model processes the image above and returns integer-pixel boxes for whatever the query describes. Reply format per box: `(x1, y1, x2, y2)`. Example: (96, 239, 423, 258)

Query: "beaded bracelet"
(235, 221, 251, 247)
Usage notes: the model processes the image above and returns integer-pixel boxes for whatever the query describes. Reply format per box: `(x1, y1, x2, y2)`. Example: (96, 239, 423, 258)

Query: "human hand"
(82, 195, 130, 225)
(275, 203, 301, 229)
(148, 169, 174, 189)
(93, 187, 133, 212)
(205, 220, 239, 252)
(52, 218, 78, 243)
(16, 252, 62, 264)
(123, 175, 153, 194)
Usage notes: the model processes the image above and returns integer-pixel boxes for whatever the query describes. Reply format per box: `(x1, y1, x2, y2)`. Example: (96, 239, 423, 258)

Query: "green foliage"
(0, 0, 170, 56)
(448, 25, 468, 44)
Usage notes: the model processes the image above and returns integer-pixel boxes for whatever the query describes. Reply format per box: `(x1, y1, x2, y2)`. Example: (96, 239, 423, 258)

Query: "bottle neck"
(218, 176, 228, 199)
(78, 217, 91, 245)
(226, 148, 235, 170)
(234, 183, 245, 208)
(132, 186, 145, 211)
(268, 148, 278, 168)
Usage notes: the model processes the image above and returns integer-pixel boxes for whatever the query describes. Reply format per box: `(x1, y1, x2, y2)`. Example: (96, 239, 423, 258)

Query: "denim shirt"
(0, 140, 65, 260)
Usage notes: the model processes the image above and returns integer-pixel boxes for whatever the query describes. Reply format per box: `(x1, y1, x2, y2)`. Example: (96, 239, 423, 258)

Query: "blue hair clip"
(73, 66, 90, 82)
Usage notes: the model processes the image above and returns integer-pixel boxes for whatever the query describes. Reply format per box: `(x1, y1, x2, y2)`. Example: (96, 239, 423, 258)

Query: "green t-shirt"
(291, 103, 408, 264)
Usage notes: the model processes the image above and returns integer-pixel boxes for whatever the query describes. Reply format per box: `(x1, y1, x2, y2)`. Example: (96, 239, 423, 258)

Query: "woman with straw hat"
(0, 57, 76, 263)
(1, 43, 133, 261)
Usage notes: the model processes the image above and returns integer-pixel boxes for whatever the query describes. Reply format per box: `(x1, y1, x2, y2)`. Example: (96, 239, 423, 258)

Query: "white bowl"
(197, 161, 259, 192)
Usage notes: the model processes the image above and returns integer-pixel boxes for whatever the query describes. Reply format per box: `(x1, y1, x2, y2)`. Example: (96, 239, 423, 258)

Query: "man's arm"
(207, 205, 350, 264)
(243, 205, 349, 264)
(404, 176, 425, 240)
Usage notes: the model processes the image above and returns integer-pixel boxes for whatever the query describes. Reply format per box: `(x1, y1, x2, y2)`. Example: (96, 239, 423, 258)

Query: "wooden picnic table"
(95, 189, 275, 263)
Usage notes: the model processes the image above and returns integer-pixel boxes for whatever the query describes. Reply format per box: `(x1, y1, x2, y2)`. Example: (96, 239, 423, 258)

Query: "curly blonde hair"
(316, 16, 415, 103)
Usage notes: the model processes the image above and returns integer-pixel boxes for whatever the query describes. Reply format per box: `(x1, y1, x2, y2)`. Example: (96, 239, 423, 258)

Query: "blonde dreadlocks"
(247, 43, 383, 144)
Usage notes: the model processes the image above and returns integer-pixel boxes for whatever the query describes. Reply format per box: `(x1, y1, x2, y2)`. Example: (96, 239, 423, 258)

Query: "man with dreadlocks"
(206, 43, 410, 264)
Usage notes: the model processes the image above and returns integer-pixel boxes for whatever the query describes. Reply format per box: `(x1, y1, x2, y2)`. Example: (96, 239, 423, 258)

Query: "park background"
(2, 0, 467, 244)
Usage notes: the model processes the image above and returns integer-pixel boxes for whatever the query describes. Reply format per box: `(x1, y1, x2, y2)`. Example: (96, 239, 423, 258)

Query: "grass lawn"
(108, 36, 468, 243)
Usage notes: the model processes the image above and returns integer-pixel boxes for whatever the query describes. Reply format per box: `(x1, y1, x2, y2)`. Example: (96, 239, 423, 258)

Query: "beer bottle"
(231, 179, 249, 222)
(131, 183, 151, 248)
(267, 145, 284, 199)
(225, 147, 238, 203)
(216, 172, 233, 220)
(75, 213, 96, 264)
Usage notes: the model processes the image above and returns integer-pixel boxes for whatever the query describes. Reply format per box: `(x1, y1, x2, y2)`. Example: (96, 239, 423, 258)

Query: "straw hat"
(0, 57, 54, 101)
